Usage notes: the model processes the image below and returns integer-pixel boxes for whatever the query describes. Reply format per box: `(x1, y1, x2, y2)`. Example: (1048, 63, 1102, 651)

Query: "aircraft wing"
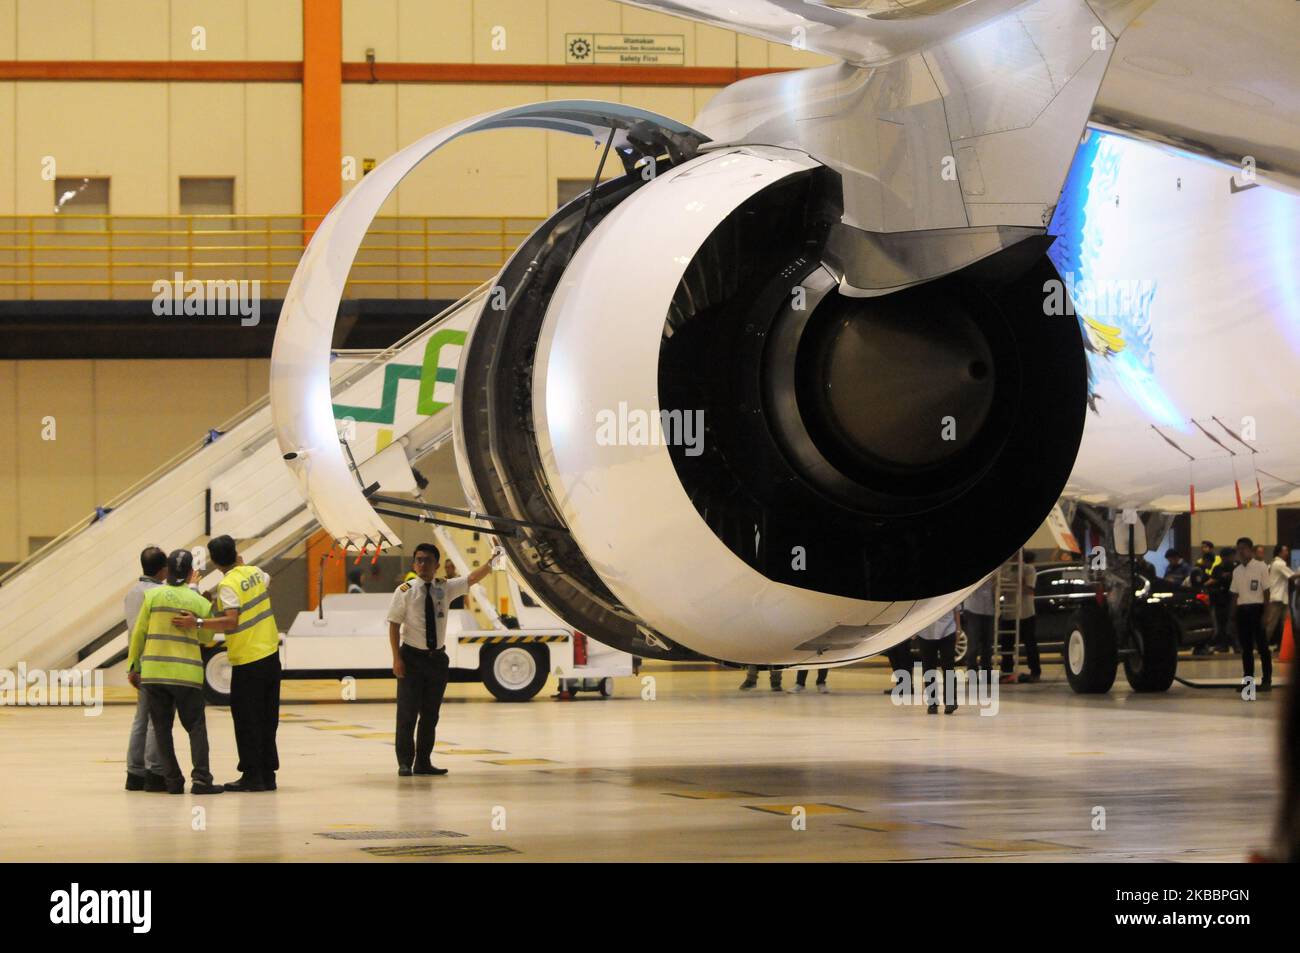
(617, 0, 1300, 194)
(611, 0, 1035, 66)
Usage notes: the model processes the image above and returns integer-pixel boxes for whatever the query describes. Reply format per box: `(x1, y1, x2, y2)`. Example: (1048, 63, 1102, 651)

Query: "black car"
(910, 561, 1214, 667)
(1031, 562, 1214, 655)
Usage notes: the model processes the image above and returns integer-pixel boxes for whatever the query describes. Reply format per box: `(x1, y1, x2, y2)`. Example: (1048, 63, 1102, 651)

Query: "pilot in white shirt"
(388, 569, 466, 651)
(385, 542, 497, 776)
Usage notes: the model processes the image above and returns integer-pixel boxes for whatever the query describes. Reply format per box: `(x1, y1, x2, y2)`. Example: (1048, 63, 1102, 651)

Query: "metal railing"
(0, 213, 542, 301)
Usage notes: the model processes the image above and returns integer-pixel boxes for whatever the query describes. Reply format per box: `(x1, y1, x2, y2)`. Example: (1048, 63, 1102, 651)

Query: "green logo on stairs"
(332, 329, 466, 424)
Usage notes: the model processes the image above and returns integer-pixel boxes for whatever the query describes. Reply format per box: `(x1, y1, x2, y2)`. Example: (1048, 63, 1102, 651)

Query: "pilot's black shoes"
(265, 773, 277, 790)
(397, 765, 413, 776)
(125, 772, 145, 791)
(413, 764, 448, 776)
(944, 704, 958, 715)
(144, 772, 168, 792)
(166, 779, 185, 795)
(927, 703, 939, 714)
(191, 782, 225, 795)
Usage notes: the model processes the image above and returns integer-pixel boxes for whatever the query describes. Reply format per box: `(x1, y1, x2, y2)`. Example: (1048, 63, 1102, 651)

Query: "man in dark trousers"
(175, 534, 281, 791)
(387, 542, 498, 777)
(1230, 536, 1273, 693)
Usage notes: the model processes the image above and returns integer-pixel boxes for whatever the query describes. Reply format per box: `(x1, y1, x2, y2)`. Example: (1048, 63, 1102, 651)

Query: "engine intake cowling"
(458, 142, 1087, 665)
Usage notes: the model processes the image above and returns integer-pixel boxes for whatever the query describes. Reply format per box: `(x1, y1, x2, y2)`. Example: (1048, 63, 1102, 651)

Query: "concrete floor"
(0, 659, 1287, 862)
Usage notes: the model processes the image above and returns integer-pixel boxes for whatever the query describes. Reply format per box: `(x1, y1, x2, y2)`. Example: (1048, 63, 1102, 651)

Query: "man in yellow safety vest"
(175, 534, 281, 792)
(126, 548, 225, 796)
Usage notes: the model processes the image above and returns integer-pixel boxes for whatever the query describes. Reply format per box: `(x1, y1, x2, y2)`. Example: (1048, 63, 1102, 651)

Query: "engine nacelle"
(456, 143, 1087, 665)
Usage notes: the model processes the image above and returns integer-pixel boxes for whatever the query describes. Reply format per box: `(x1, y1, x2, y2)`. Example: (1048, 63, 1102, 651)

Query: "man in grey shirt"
(124, 546, 168, 791)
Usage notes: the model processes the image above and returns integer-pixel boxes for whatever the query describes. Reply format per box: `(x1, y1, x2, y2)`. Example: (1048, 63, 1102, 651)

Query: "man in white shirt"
(1229, 536, 1272, 691)
(387, 542, 497, 776)
(1265, 544, 1294, 649)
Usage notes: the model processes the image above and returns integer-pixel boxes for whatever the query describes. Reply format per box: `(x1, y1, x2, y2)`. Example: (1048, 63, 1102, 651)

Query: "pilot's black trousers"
(396, 644, 449, 768)
(1236, 603, 1271, 686)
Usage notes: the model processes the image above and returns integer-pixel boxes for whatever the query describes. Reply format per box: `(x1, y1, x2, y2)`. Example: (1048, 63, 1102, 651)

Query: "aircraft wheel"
(1064, 604, 1117, 694)
(481, 645, 548, 702)
(1124, 607, 1178, 692)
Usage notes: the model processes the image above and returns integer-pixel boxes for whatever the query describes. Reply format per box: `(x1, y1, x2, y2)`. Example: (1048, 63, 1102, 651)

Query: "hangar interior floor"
(1, 660, 1287, 862)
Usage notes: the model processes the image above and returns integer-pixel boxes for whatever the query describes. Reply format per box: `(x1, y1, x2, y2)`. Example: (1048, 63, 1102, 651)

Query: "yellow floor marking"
(308, 724, 373, 731)
(284, 718, 336, 725)
(747, 803, 862, 816)
(440, 748, 505, 755)
(840, 820, 930, 833)
(482, 758, 556, 766)
(663, 790, 768, 799)
(949, 838, 1080, 852)
(347, 732, 396, 740)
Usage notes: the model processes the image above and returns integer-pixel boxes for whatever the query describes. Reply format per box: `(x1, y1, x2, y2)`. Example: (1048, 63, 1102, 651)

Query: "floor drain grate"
(318, 830, 466, 840)
(362, 844, 518, 857)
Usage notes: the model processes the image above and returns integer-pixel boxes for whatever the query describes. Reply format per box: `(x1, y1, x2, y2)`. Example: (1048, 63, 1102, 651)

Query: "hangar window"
(180, 177, 235, 229)
(53, 176, 109, 231)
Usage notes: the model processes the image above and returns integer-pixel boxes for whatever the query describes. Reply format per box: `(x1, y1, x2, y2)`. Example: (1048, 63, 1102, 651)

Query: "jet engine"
(453, 139, 1088, 666)
(271, 99, 1087, 668)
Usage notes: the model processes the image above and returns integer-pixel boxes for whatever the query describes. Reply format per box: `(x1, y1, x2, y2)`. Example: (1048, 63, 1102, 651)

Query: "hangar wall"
(0, 359, 269, 563)
(0, 0, 827, 217)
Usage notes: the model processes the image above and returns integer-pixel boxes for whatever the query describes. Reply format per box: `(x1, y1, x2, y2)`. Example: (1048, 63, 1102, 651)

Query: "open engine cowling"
(456, 141, 1088, 666)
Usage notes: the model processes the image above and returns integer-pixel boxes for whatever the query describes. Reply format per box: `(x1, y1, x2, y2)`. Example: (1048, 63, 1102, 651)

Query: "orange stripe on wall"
(339, 62, 791, 86)
(0, 60, 790, 88)
(302, 0, 342, 237)
(0, 60, 301, 81)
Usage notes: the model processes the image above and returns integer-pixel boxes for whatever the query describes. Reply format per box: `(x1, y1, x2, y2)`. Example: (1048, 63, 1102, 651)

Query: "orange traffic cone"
(1281, 614, 1295, 663)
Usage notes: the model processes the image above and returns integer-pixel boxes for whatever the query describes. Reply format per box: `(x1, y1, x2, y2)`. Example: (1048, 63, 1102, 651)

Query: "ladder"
(993, 550, 1026, 678)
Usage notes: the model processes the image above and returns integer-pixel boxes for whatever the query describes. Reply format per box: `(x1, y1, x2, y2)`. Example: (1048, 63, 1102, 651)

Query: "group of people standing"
(124, 535, 501, 792)
(124, 535, 280, 794)
(1175, 538, 1293, 691)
